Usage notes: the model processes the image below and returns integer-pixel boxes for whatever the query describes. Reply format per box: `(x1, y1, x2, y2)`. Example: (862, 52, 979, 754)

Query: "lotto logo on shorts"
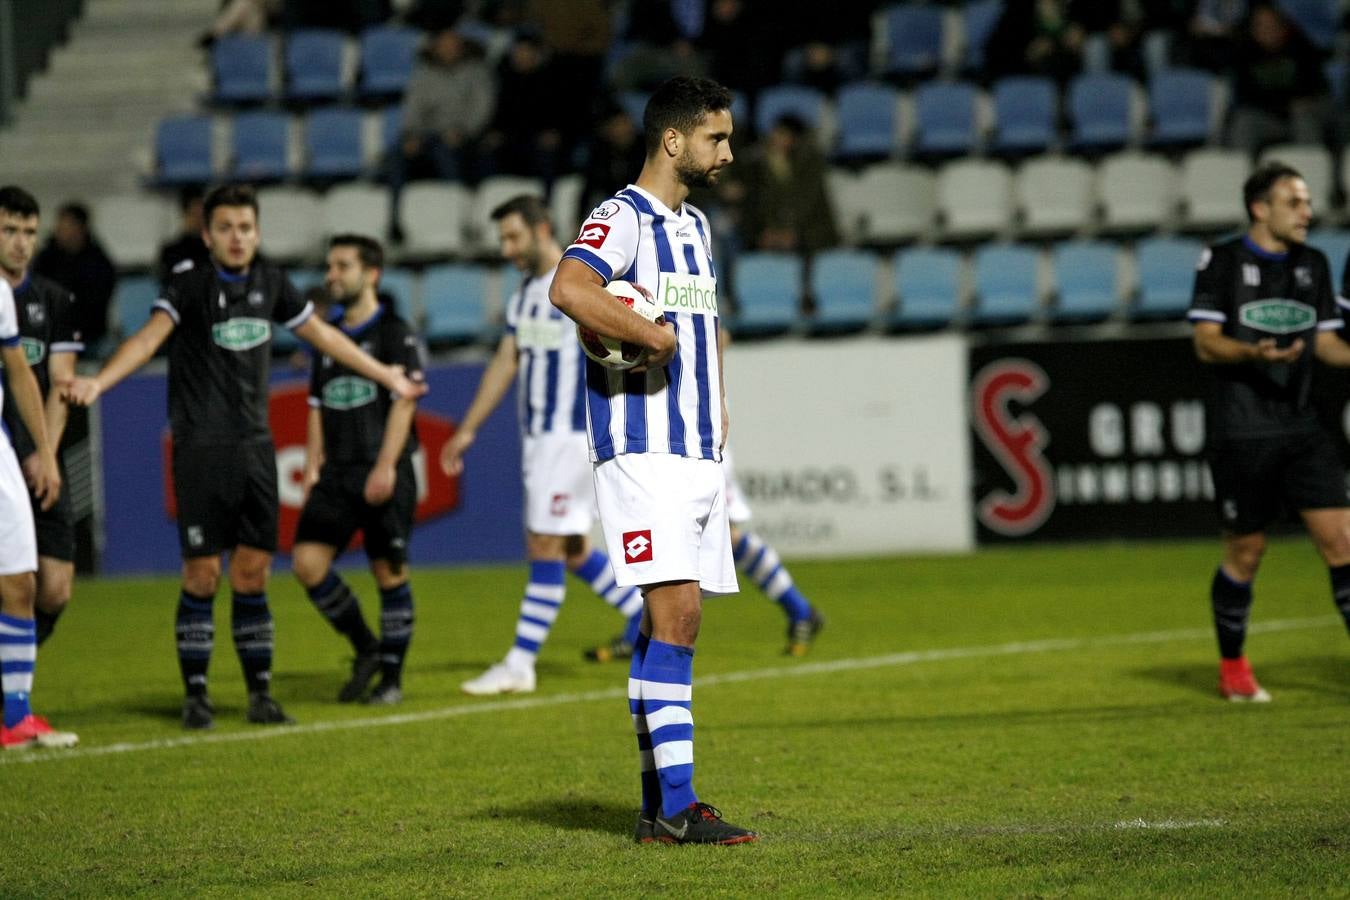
(551, 493, 569, 517)
(576, 223, 611, 249)
(623, 530, 653, 563)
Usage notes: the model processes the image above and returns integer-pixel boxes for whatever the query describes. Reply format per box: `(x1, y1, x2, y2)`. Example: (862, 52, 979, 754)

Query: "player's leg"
(366, 559, 412, 705)
(729, 524, 824, 656)
(178, 555, 222, 728)
(1287, 432, 1350, 636)
(0, 568, 74, 749)
(32, 489, 76, 645)
(570, 534, 643, 662)
(1300, 507, 1350, 634)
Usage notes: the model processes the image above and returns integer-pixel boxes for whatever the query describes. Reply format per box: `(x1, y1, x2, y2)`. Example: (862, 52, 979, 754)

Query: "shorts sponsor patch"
(622, 529, 653, 563)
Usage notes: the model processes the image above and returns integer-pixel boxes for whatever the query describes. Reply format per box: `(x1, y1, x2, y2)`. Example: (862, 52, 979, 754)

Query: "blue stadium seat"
(834, 81, 899, 160)
(1068, 72, 1134, 150)
(1277, 0, 1339, 49)
(991, 76, 1057, 155)
(155, 115, 214, 185)
(211, 34, 273, 104)
(1307, 229, 1350, 279)
(962, 0, 1004, 71)
(913, 80, 980, 157)
(1052, 240, 1120, 322)
(808, 250, 878, 334)
(113, 275, 160, 336)
(1327, 60, 1347, 104)
(754, 85, 827, 136)
(285, 28, 347, 104)
(358, 25, 420, 98)
(972, 244, 1040, 326)
(378, 267, 419, 318)
(422, 264, 491, 345)
(881, 4, 944, 77)
(1135, 236, 1204, 319)
(1148, 67, 1214, 146)
(231, 111, 291, 181)
(382, 104, 403, 154)
(730, 253, 802, 336)
(891, 247, 962, 329)
(304, 108, 366, 180)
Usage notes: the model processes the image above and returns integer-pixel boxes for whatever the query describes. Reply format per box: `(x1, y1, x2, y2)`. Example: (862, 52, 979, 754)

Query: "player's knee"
(291, 547, 328, 587)
(370, 559, 407, 591)
(1224, 534, 1266, 580)
(38, 564, 73, 610)
(1315, 525, 1350, 566)
(0, 573, 38, 616)
(182, 564, 220, 598)
(525, 531, 566, 561)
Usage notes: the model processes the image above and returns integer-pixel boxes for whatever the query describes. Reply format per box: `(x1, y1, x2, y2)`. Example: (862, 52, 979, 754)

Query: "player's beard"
(676, 150, 721, 190)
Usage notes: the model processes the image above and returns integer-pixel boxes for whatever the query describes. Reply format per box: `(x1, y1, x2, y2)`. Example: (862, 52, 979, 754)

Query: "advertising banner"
(723, 334, 973, 557)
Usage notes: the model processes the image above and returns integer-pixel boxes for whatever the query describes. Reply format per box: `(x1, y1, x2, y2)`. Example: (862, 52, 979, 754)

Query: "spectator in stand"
(385, 25, 496, 242)
(523, 0, 609, 146)
(1068, 0, 1148, 76)
(699, 0, 784, 99)
(781, 4, 874, 94)
(610, 1, 706, 93)
(579, 101, 648, 218)
(984, 0, 1086, 85)
(198, 0, 281, 46)
(404, 0, 466, 31)
(479, 30, 565, 183)
(719, 114, 837, 254)
(1184, 0, 1249, 71)
(280, 0, 391, 32)
(1226, 3, 1331, 157)
(158, 186, 211, 287)
(33, 203, 116, 352)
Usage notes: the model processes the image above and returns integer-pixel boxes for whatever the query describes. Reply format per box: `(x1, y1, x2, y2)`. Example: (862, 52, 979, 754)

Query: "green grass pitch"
(2, 538, 1346, 897)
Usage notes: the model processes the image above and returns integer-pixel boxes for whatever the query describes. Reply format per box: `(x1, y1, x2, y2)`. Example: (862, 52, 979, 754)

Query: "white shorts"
(722, 447, 752, 525)
(0, 436, 37, 576)
(522, 432, 597, 536)
(593, 453, 738, 596)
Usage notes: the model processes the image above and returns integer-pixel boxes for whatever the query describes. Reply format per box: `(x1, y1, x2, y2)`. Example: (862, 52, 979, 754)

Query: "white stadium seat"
(257, 186, 323, 262)
(937, 158, 1014, 239)
(1015, 156, 1095, 236)
(1097, 151, 1177, 232)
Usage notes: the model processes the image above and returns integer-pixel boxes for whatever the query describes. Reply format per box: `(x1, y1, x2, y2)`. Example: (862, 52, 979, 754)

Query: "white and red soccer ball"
(578, 280, 665, 370)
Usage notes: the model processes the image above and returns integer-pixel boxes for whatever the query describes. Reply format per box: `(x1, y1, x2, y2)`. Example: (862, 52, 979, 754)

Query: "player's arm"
(1, 343, 59, 509)
(64, 312, 175, 406)
(717, 324, 729, 451)
(1314, 330, 1350, 367)
(302, 405, 324, 504)
(21, 349, 78, 490)
(440, 333, 518, 476)
(365, 396, 417, 505)
(294, 317, 428, 401)
(1191, 321, 1304, 365)
(549, 258, 675, 364)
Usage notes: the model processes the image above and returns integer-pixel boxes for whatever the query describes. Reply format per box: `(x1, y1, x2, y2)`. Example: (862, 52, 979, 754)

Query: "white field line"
(1, 615, 1336, 767)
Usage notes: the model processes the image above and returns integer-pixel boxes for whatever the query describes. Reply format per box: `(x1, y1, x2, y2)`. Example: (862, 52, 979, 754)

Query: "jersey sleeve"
(307, 352, 322, 408)
(1340, 251, 1350, 314)
(152, 275, 186, 325)
(49, 288, 84, 355)
(503, 285, 523, 334)
(0, 279, 20, 345)
(1313, 250, 1343, 331)
(1187, 244, 1229, 325)
(274, 274, 315, 330)
(388, 317, 426, 383)
(560, 198, 640, 285)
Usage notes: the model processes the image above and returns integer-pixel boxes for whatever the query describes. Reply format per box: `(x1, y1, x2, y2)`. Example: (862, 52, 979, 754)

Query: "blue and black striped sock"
(306, 570, 377, 653)
(1211, 568, 1253, 659)
(378, 582, 414, 685)
(231, 591, 274, 694)
(175, 589, 214, 698)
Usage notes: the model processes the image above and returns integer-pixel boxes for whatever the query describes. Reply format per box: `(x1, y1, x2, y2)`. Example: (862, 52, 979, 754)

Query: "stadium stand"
(937, 158, 1014, 240)
(1148, 67, 1222, 147)
(111, 275, 160, 337)
(155, 115, 215, 186)
(880, 3, 945, 78)
(92, 194, 170, 271)
(257, 186, 324, 262)
(891, 246, 963, 330)
(1052, 240, 1121, 323)
(1067, 72, 1137, 151)
(397, 181, 472, 259)
(210, 34, 274, 105)
(808, 249, 879, 334)
(422, 263, 493, 345)
(1179, 148, 1250, 231)
(303, 107, 367, 181)
(972, 243, 1041, 326)
(358, 24, 421, 100)
(730, 252, 802, 336)
(1098, 152, 1178, 233)
(1015, 156, 1095, 237)
(230, 110, 291, 182)
(1135, 236, 1205, 319)
(913, 80, 981, 158)
(284, 28, 348, 105)
(990, 76, 1057, 156)
(833, 81, 900, 161)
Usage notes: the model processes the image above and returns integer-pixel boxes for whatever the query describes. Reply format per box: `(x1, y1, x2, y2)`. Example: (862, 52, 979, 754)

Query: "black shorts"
(294, 460, 415, 565)
(173, 441, 279, 558)
(32, 479, 75, 563)
(1209, 430, 1350, 534)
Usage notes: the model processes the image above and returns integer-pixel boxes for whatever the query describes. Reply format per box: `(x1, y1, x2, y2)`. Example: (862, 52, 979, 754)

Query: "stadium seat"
(422, 264, 492, 345)
(112, 275, 161, 336)
(880, 4, 945, 77)
(1148, 67, 1219, 146)
(1134, 236, 1204, 319)
(284, 28, 348, 104)
(320, 183, 389, 243)
(754, 84, 830, 141)
(730, 252, 802, 336)
(1015, 156, 1095, 237)
(1098, 152, 1177, 233)
(210, 34, 274, 105)
(808, 249, 878, 334)
(498, 265, 522, 312)
(398, 181, 471, 259)
(358, 24, 421, 99)
(1259, 143, 1334, 215)
(891, 246, 963, 329)
(155, 115, 215, 185)
(990, 76, 1057, 155)
(378, 266, 419, 318)
(256, 186, 323, 262)
(853, 163, 937, 244)
(92, 195, 170, 271)
(972, 243, 1042, 326)
(1327, 60, 1347, 105)
(937, 158, 1014, 240)
(303, 108, 366, 181)
(961, 0, 1003, 72)
(833, 81, 900, 161)
(382, 104, 403, 155)
(1277, 0, 1339, 49)
(1306, 229, 1350, 278)
(470, 176, 546, 254)
(912, 80, 981, 157)
(1052, 240, 1121, 322)
(230, 110, 292, 182)
(1067, 72, 1136, 150)
(549, 173, 585, 241)
(1179, 147, 1248, 231)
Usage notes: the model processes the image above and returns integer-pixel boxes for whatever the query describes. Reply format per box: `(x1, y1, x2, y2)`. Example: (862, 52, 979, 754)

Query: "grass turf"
(1, 538, 1347, 897)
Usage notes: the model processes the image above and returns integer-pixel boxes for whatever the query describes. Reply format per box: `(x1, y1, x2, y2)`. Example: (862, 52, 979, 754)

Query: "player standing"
(0, 187, 82, 647)
(1188, 161, 1350, 701)
(64, 185, 426, 729)
(0, 277, 76, 749)
(550, 76, 756, 844)
(442, 195, 643, 696)
(292, 235, 422, 705)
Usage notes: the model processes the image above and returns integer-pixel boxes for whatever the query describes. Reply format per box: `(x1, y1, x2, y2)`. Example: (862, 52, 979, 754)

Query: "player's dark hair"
(203, 183, 259, 225)
(329, 233, 385, 271)
(0, 185, 39, 219)
(643, 76, 733, 155)
(490, 194, 552, 232)
(1243, 161, 1303, 222)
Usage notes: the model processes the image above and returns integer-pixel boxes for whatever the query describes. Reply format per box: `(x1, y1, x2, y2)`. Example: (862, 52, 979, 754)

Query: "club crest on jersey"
(211, 317, 271, 351)
(589, 202, 620, 220)
(622, 529, 653, 563)
(1295, 266, 1312, 288)
(26, 302, 44, 325)
(322, 375, 378, 410)
(1238, 299, 1314, 334)
(576, 223, 611, 249)
(20, 337, 45, 366)
(248, 290, 264, 307)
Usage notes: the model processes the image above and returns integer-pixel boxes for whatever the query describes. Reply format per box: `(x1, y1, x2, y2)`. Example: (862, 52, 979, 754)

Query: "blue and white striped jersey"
(506, 266, 586, 437)
(0, 281, 17, 432)
(560, 184, 723, 462)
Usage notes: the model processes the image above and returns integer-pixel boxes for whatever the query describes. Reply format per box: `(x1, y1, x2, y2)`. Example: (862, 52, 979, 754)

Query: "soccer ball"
(577, 281, 665, 370)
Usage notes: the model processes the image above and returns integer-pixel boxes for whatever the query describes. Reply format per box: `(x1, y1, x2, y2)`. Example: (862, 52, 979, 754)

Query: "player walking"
(550, 76, 756, 844)
(64, 185, 426, 729)
(1188, 161, 1350, 702)
(292, 235, 423, 705)
(443, 196, 643, 696)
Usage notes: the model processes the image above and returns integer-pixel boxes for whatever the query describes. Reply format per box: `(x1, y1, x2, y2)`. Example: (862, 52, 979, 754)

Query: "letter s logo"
(971, 360, 1055, 536)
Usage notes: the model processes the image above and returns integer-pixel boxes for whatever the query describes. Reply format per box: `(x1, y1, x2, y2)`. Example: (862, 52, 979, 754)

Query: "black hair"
(329, 233, 385, 270)
(490, 194, 552, 232)
(643, 76, 733, 155)
(203, 183, 259, 225)
(1243, 161, 1304, 222)
(0, 185, 39, 219)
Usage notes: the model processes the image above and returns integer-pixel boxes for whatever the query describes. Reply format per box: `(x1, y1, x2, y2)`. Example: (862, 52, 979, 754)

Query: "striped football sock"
(573, 549, 644, 624)
(504, 560, 566, 671)
(0, 614, 36, 728)
(306, 570, 377, 653)
(628, 633, 661, 814)
(641, 639, 698, 818)
(378, 582, 414, 686)
(734, 530, 813, 622)
(231, 591, 274, 694)
(175, 589, 214, 698)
